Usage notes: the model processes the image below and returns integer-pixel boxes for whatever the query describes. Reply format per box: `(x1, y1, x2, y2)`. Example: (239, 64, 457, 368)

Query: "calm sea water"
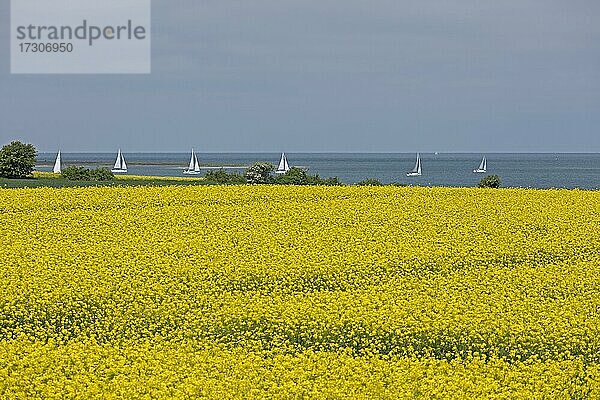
(36, 153, 600, 189)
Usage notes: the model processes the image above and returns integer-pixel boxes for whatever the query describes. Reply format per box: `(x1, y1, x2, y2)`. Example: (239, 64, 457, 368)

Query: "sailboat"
(111, 149, 128, 173)
(406, 153, 422, 177)
(53, 151, 62, 174)
(183, 148, 201, 175)
(473, 156, 487, 173)
(275, 152, 290, 174)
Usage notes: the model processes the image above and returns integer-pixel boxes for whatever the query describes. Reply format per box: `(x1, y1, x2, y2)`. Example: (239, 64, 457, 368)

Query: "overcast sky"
(1, 0, 599, 152)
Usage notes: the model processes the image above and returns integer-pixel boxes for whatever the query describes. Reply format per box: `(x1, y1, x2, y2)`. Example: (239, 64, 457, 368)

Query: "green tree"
(478, 175, 501, 189)
(245, 162, 275, 184)
(0, 141, 37, 179)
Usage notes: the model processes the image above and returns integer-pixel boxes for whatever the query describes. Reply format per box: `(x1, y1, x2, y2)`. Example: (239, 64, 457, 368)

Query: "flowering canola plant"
(0, 185, 599, 399)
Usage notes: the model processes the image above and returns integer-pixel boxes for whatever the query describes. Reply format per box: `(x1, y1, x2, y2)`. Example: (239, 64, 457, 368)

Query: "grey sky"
(1, 0, 599, 152)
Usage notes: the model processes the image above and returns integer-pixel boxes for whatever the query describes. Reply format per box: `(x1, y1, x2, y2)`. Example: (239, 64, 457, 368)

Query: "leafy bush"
(89, 168, 115, 182)
(204, 169, 245, 185)
(356, 179, 383, 186)
(273, 167, 343, 186)
(478, 175, 501, 189)
(245, 162, 275, 184)
(308, 175, 343, 186)
(62, 166, 114, 182)
(273, 167, 307, 185)
(244, 163, 341, 186)
(62, 166, 90, 181)
(0, 141, 37, 179)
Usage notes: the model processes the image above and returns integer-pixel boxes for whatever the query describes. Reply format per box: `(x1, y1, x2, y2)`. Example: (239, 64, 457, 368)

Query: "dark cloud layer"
(1, 1, 598, 152)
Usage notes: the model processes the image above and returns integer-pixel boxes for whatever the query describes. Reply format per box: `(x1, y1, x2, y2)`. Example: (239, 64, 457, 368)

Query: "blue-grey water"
(36, 153, 600, 189)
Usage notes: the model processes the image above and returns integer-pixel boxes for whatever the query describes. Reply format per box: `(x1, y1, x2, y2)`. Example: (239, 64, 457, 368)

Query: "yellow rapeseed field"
(0, 185, 599, 399)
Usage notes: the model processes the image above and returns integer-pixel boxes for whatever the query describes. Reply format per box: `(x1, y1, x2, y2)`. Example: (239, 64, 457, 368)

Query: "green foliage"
(89, 168, 115, 182)
(478, 175, 501, 189)
(356, 179, 383, 186)
(273, 167, 343, 186)
(245, 162, 275, 184)
(273, 167, 307, 185)
(62, 166, 114, 182)
(204, 169, 245, 185)
(308, 175, 343, 186)
(0, 141, 37, 179)
(356, 179, 407, 187)
(61, 166, 90, 181)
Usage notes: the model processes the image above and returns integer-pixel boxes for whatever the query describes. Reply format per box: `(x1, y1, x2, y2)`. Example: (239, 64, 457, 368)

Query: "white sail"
(184, 148, 202, 174)
(474, 156, 487, 173)
(112, 149, 127, 172)
(277, 153, 286, 170)
(113, 149, 123, 170)
(407, 153, 422, 176)
(478, 157, 486, 171)
(120, 153, 127, 171)
(277, 153, 290, 173)
(411, 153, 421, 173)
(194, 154, 201, 173)
(188, 149, 195, 171)
(53, 151, 62, 174)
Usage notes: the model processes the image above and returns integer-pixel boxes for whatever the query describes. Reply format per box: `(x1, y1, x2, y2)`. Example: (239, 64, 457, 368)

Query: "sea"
(36, 153, 600, 190)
